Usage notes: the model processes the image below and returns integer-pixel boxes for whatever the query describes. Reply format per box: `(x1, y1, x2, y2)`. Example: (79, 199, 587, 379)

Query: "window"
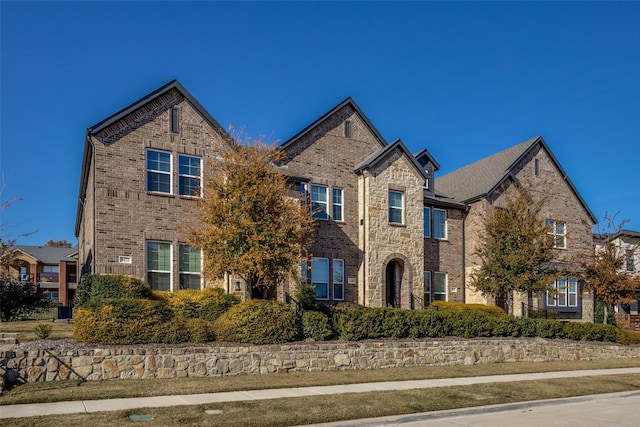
(333, 259, 344, 300)
(170, 107, 180, 133)
(301, 260, 308, 285)
(332, 188, 343, 221)
(546, 219, 566, 248)
(345, 120, 352, 138)
(41, 265, 59, 282)
(626, 251, 635, 272)
(546, 277, 578, 307)
(311, 258, 329, 300)
(433, 272, 447, 301)
(389, 191, 404, 224)
(147, 150, 172, 194)
(534, 158, 540, 176)
(423, 208, 431, 238)
(147, 241, 171, 291)
(179, 244, 201, 289)
(424, 271, 432, 305)
(310, 185, 329, 220)
(433, 209, 447, 239)
(178, 155, 201, 196)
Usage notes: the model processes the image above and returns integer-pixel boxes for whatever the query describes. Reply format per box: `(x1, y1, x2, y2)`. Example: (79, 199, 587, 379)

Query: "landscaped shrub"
(616, 329, 640, 345)
(407, 310, 446, 338)
(75, 274, 152, 308)
(34, 323, 53, 339)
(428, 300, 505, 316)
(594, 301, 617, 326)
(214, 300, 298, 344)
(294, 284, 320, 311)
(301, 310, 333, 341)
(154, 288, 239, 321)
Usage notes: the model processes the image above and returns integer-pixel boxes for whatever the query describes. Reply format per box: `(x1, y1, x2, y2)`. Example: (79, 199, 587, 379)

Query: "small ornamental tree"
(580, 214, 640, 324)
(189, 133, 315, 298)
(470, 183, 559, 311)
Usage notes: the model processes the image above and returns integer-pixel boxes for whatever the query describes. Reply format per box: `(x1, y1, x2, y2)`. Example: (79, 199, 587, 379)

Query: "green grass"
(3, 374, 640, 426)
(0, 320, 74, 342)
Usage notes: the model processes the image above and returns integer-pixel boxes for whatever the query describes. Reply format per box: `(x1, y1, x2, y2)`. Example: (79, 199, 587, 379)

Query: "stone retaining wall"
(2, 338, 640, 389)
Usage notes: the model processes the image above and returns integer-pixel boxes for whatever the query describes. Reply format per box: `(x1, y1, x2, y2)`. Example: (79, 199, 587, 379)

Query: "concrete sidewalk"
(1, 367, 639, 419)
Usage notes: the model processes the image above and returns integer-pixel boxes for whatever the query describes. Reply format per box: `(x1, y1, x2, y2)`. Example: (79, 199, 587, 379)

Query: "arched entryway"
(385, 260, 404, 308)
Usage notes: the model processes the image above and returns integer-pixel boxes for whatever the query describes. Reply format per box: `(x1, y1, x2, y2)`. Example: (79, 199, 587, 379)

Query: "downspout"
(462, 204, 469, 304)
(90, 135, 96, 275)
(360, 173, 366, 306)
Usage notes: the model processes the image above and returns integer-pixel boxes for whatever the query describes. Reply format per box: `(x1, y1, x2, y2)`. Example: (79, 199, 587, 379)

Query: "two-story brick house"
(75, 80, 231, 292)
(436, 137, 598, 321)
(279, 97, 464, 308)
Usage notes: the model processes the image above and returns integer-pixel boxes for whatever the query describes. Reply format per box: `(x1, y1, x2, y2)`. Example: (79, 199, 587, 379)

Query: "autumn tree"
(45, 240, 73, 248)
(189, 136, 315, 299)
(579, 214, 640, 324)
(470, 183, 559, 312)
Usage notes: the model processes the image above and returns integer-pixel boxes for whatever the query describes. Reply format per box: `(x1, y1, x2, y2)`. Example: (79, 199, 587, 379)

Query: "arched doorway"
(385, 259, 404, 308)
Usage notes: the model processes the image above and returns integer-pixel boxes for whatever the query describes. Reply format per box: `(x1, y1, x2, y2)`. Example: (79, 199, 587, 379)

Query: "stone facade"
(3, 338, 639, 388)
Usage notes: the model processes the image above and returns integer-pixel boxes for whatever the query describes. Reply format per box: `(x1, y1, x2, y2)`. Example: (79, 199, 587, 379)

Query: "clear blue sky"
(1, 1, 639, 246)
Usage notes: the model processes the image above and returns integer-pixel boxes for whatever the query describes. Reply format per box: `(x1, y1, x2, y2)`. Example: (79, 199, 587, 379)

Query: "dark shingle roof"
(13, 246, 78, 264)
(354, 139, 428, 180)
(435, 137, 539, 203)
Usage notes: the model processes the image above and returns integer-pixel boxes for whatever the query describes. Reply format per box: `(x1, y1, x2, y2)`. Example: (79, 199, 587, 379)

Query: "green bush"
(154, 288, 239, 321)
(594, 301, 617, 326)
(407, 310, 446, 338)
(34, 323, 53, 339)
(75, 275, 152, 308)
(429, 300, 505, 316)
(294, 284, 319, 311)
(214, 300, 298, 344)
(301, 310, 333, 341)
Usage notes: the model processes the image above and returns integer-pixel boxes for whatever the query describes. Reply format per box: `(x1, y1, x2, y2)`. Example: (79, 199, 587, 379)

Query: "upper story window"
(170, 107, 180, 134)
(179, 244, 201, 290)
(627, 250, 636, 272)
(310, 184, 329, 220)
(147, 241, 171, 291)
(147, 149, 172, 194)
(546, 219, 566, 249)
(332, 188, 344, 222)
(178, 155, 202, 197)
(344, 120, 352, 138)
(389, 191, 404, 224)
(424, 207, 431, 238)
(433, 208, 447, 239)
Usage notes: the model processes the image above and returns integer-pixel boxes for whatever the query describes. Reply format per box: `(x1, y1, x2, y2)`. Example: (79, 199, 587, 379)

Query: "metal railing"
(411, 293, 426, 310)
(285, 292, 300, 312)
(522, 303, 553, 319)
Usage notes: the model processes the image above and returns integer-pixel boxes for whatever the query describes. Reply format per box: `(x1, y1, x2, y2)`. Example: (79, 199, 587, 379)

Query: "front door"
(385, 260, 403, 308)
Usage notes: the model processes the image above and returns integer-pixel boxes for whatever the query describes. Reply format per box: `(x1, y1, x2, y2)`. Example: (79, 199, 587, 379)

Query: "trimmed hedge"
(429, 300, 505, 316)
(75, 275, 152, 308)
(153, 288, 239, 321)
(214, 300, 298, 344)
(301, 310, 333, 341)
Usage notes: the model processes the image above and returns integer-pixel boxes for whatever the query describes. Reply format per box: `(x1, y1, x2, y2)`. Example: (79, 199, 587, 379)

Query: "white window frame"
(424, 271, 432, 305)
(332, 188, 344, 222)
(433, 272, 447, 301)
(389, 190, 404, 225)
(311, 257, 329, 300)
(333, 259, 344, 300)
(310, 184, 329, 220)
(546, 219, 567, 249)
(147, 149, 172, 194)
(433, 208, 447, 239)
(546, 277, 578, 307)
(147, 241, 172, 291)
(178, 154, 202, 197)
(424, 207, 431, 238)
(178, 244, 202, 290)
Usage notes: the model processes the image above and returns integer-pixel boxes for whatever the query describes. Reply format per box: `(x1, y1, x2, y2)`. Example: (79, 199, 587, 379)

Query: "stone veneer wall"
(2, 338, 639, 388)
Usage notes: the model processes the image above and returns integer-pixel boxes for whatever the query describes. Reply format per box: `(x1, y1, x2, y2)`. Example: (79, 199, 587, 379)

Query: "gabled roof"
(414, 148, 441, 171)
(280, 97, 387, 150)
(435, 136, 597, 223)
(12, 246, 78, 264)
(88, 79, 225, 135)
(354, 139, 428, 180)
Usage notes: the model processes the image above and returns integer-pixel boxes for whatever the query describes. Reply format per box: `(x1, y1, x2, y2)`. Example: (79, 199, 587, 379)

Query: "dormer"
(414, 148, 440, 196)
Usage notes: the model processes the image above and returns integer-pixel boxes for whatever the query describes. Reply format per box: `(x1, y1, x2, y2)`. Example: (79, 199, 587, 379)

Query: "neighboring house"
(75, 80, 232, 294)
(436, 137, 597, 321)
(3, 245, 78, 306)
(280, 97, 465, 308)
(594, 229, 640, 315)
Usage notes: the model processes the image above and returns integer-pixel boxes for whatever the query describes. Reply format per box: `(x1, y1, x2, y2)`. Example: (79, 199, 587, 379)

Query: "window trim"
(433, 208, 447, 240)
(310, 184, 329, 220)
(332, 187, 344, 222)
(178, 154, 202, 197)
(311, 257, 329, 300)
(147, 240, 172, 291)
(389, 190, 404, 225)
(146, 149, 173, 195)
(546, 219, 567, 249)
(333, 259, 344, 301)
(178, 244, 202, 290)
(546, 277, 578, 308)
